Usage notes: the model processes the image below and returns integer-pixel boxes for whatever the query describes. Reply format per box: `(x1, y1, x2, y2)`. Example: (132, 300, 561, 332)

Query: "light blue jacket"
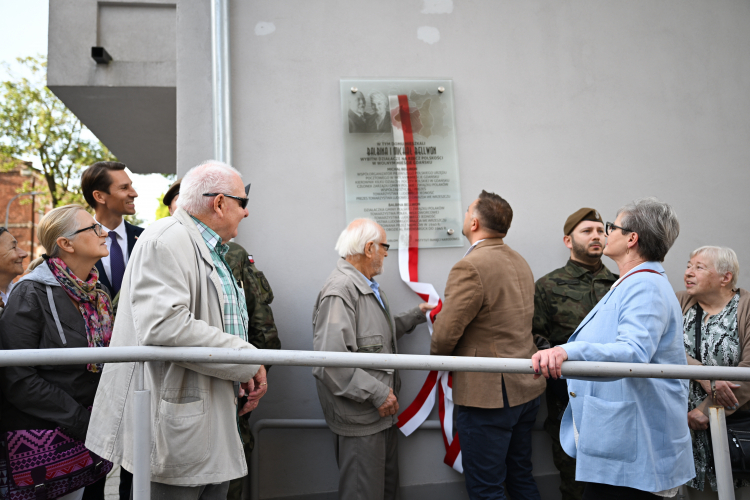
(560, 262, 695, 492)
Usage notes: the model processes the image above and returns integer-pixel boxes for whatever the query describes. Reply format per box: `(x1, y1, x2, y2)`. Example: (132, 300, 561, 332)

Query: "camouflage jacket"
(224, 242, 281, 352)
(532, 259, 618, 347)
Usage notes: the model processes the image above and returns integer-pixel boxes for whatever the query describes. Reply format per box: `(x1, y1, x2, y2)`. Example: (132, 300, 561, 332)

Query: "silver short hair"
(335, 219, 383, 258)
(369, 92, 388, 113)
(177, 160, 242, 216)
(617, 197, 680, 262)
(690, 246, 740, 288)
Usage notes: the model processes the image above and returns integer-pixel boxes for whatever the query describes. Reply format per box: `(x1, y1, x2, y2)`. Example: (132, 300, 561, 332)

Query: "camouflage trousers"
(227, 414, 255, 500)
(544, 384, 584, 500)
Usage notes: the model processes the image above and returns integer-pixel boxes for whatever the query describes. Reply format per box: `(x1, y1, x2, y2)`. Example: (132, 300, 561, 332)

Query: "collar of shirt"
(96, 217, 127, 241)
(190, 216, 229, 257)
(610, 262, 649, 289)
(0, 281, 14, 303)
(463, 238, 487, 258)
(354, 269, 385, 309)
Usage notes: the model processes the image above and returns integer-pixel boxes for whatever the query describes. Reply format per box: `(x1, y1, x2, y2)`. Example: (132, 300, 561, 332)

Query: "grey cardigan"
(312, 258, 425, 436)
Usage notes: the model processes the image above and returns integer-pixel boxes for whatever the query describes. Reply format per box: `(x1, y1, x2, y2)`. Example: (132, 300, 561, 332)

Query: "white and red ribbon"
(388, 94, 462, 473)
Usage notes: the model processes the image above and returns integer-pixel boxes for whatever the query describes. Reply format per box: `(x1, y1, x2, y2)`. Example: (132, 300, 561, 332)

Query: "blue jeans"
(457, 386, 541, 500)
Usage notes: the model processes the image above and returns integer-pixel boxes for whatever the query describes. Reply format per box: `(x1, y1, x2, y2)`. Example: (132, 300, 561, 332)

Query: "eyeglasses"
(605, 222, 632, 236)
(203, 193, 249, 210)
(70, 223, 105, 237)
(380, 243, 390, 251)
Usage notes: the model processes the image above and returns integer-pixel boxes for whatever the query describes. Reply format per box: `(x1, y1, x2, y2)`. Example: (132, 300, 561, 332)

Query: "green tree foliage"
(155, 195, 170, 220)
(0, 56, 116, 207)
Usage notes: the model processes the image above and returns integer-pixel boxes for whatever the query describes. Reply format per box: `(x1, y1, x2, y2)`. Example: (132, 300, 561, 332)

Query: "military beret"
(162, 179, 181, 207)
(564, 207, 603, 235)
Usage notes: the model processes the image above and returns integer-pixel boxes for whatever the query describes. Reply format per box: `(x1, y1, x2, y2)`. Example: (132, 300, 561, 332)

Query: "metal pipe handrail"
(1, 347, 750, 382)
(0, 347, 744, 499)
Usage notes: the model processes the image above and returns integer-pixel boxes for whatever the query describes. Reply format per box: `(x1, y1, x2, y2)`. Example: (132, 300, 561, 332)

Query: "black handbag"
(726, 411, 750, 480)
(695, 305, 750, 479)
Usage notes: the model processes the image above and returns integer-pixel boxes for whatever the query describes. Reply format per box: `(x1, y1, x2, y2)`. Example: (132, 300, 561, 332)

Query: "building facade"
(47, 1, 750, 498)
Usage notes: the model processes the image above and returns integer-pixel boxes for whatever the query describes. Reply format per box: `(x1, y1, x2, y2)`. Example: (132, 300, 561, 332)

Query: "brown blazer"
(431, 238, 546, 408)
(677, 288, 750, 416)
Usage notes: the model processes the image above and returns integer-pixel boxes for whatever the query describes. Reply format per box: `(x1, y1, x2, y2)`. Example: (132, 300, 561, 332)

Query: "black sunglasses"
(203, 192, 249, 210)
(70, 223, 105, 237)
(605, 221, 632, 236)
(380, 243, 390, 251)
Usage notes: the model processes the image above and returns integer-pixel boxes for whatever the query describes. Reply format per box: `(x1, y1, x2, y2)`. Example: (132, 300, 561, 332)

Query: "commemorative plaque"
(340, 79, 463, 249)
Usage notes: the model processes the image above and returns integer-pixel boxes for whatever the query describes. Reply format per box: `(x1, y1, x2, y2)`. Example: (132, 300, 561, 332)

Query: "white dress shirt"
(95, 218, 130, 283)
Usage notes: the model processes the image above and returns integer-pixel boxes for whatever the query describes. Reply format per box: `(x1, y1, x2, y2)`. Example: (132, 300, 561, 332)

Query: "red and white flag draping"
(387, 94, 462, 473)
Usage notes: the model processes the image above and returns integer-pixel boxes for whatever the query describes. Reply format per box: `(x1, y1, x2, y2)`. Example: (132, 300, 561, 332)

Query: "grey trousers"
(334, 426, 400, 500)
(129, 481, 229, 500)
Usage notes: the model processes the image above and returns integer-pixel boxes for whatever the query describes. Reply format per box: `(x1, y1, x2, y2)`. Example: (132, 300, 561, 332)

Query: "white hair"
(177, 160, 242, 215)
(690, 246, 740, 288)
(335, 219, 383, 258)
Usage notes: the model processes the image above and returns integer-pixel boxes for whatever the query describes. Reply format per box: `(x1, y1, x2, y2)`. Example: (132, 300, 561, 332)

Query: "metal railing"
(0, 347, 746, 500)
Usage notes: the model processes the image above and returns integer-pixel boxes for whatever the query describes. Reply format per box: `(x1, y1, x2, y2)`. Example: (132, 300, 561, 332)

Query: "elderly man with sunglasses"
(86, 160, 267, 500)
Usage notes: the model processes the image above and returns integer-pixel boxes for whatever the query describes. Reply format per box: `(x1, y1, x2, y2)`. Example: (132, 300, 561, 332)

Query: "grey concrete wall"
(47, 0, 178, 173)
(226, 1, 750, 498)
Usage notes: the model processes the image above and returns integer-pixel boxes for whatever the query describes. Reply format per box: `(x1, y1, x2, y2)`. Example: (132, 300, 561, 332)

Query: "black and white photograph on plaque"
(347, 90, 393, 134)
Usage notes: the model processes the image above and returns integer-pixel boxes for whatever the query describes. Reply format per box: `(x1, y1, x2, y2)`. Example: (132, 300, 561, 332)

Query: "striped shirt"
(191, 216, 248, 342)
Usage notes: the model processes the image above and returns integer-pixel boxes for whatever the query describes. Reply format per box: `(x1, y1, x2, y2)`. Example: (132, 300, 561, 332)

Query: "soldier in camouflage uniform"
(164, 180, 281, 500)
(532, 208, 618, 500)
(224, 241, 281, 500)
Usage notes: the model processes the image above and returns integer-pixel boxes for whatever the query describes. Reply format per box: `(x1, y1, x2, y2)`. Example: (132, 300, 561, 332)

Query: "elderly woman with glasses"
(678, 246, 750, 499)
(532, 198, 694, 500)
(0, 205, 112, 500)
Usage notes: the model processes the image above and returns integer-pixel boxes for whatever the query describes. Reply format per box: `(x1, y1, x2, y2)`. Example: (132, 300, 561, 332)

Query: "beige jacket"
(85, 208, 260, 486)
(678, 288, 750, 417)
(431, 238, 546, 408)
(312, 259, 425, 436)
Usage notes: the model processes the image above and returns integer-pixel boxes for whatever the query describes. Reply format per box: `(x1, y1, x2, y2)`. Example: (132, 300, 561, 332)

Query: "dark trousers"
(81, 475, 105, 500)
(130, 481, 230, 500)
(544, 379, 584, 500)
(582, 483, 660, 500)
(119, 467, 133, 500)
(457, 386, 542, 500)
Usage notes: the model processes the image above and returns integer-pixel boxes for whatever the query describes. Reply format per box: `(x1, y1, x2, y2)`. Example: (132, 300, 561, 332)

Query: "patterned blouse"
(683, 292, 744, 492)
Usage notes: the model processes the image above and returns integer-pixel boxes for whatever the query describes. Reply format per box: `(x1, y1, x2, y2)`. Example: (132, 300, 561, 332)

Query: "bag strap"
(615, 268, 664, 286)
(45, 285, 67, 346)
(694, 304, 704, 363)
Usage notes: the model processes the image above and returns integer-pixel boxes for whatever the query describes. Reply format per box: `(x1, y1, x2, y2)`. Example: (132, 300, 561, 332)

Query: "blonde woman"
(0, 205, 113, 500)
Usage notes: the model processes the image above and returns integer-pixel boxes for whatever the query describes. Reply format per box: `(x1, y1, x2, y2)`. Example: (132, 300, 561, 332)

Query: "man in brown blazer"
(431, 190, 546, 500)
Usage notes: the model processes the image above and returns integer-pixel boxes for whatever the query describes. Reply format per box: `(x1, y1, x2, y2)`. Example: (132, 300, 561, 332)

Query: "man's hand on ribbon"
(239, 365, 268, 416)
(378, 388, 399, 417)
(418, 302, 436, 313)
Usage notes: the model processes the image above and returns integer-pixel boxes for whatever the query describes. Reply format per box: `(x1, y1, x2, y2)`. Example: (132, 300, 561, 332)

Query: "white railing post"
(709, 405, 736, 500)
(133, 361, 152, 500)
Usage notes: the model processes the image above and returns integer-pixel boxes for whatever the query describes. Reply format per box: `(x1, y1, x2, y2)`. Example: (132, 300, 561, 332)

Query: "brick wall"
(0, 159, 51, 264)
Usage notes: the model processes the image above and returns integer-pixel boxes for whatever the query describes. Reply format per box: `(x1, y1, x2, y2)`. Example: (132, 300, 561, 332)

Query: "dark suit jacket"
(95, 221, 144, 295)
(431, 238, 547, 408)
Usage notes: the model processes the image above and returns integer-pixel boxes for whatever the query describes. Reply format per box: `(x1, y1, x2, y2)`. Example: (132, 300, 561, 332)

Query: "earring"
(626, 247, 630, 255)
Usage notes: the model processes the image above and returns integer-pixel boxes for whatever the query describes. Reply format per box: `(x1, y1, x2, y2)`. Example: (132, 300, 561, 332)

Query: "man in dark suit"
(81, 161, 142, 299)
(80, 161, 142, 500)
(431, 191, 546, 500)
